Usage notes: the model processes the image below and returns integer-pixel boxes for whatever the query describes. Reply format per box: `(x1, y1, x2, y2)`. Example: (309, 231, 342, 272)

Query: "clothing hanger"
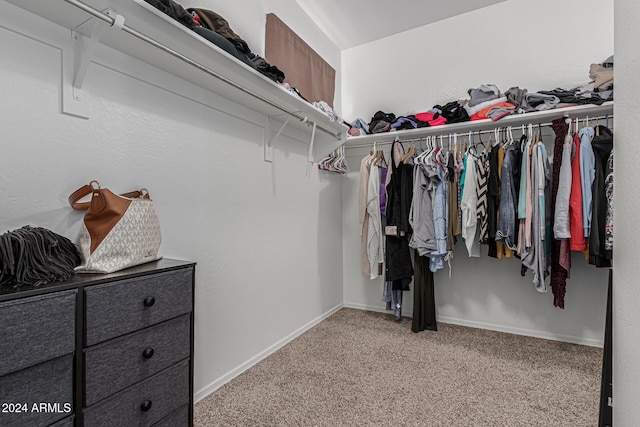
(377, 145, 387, 168)
(339, 146, 349, 173)
(372, 141, 383, 165)
(417, 136, 434, 164)
(331, 147, 341, 173)
(399, 142, 416, 164)
(414, 137, 428, 164)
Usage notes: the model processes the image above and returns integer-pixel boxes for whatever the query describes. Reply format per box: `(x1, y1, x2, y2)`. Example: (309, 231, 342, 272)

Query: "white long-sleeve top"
(367, 162, 384, 279)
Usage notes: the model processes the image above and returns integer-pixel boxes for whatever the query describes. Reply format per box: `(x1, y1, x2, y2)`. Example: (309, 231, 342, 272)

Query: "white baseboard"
(344, 303, 603, 348)
(194, 303, 344, 403)
(436, 315, 604, 348)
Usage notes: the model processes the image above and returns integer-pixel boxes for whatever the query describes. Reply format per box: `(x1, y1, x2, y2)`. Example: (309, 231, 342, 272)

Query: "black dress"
(385, 141, 413, 291)
(589, 125, 614, 268)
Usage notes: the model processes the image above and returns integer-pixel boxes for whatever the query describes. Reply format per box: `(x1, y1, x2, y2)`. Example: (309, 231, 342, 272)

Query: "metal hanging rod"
(63, 0, 342, 140)
(345, 113, 614, 149)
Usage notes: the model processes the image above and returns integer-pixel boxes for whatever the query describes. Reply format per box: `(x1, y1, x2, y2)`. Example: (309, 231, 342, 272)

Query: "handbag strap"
(68, 181, 148, 211)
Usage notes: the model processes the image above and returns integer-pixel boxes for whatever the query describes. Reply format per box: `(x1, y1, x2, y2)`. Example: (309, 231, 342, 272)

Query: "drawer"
(85, 268, 192, 345)
(0, 354, 73, 427)
(84, 314, 191, 406)
(83, 359, 189, 427)
(152, 404, 189, 427)
(0, 290, 76, 376)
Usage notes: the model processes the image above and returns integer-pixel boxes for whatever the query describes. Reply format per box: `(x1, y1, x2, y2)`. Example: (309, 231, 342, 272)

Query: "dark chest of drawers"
(0, 258, 195, 427)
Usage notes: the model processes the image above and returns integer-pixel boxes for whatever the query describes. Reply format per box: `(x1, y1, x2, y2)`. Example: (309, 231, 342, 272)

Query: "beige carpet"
(195, 308, 602, 426)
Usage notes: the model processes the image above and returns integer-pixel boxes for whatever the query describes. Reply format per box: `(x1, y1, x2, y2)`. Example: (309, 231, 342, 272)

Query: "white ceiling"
(296, 0, 508, 50)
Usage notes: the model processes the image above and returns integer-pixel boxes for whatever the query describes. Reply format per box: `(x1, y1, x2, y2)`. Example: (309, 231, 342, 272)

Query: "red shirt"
(569, 133, 587, 251)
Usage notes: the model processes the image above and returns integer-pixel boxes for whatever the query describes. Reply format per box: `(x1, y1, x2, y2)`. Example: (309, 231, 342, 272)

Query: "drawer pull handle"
(143, 296, 156, 307)
(143, 348, 155, 359)
(140, 400, 153, 412)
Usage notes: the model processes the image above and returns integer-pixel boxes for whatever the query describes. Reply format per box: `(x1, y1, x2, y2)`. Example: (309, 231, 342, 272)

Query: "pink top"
(415, 111, 447, 127)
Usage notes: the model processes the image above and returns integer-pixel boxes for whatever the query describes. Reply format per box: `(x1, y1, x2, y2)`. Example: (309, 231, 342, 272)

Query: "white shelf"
(5, 0, 347, 162)
(345, 102, 614, 147)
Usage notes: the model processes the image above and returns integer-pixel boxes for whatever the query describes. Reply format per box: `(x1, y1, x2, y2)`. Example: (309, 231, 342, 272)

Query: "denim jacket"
(496, 144, 521, 249)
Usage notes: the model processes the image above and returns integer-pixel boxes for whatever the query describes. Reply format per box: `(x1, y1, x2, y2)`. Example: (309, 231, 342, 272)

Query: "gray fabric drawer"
(84, 314, 191, 406)
(0, 290, 76, 376)
(85, 268, 192, 345)
(83, 359, 189, 427)
(0, 354, 73, 427)
(152, 404, 189, 427)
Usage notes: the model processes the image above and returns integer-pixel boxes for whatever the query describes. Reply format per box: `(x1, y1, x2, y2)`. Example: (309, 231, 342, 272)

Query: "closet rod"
(63, 0, 342, 140)
(345, 113, 614, 149)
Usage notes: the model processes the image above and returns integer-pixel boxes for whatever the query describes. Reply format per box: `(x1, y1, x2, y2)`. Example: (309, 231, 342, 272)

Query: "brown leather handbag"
(68, 181, 162, 273)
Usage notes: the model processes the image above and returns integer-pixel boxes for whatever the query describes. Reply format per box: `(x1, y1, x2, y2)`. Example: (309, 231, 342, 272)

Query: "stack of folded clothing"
(462, 84, 516, 121)
(368, 111, 397, 134)
(433, 101, 470, 123)
(538, 56, 613, 106)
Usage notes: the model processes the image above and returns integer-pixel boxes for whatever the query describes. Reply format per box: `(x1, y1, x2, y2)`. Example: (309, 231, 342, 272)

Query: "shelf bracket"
(307, 121, 317, 164)
(264, 116, 291, 162)
(62, 9, 125, 118)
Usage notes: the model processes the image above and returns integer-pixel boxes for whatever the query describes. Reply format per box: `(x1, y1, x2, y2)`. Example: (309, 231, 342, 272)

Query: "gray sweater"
(553, 137, 574, 239)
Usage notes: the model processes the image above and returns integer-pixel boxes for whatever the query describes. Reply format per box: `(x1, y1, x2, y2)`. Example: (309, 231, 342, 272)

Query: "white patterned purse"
(68, 181, 162, 273)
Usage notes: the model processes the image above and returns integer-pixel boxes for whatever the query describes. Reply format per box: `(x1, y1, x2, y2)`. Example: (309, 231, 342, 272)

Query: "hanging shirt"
(521, 142, 551, 292)
(430, 157, 448, 272)
(604, 149, 614, 256)
(475, 150, 490, 245)
(569, 133, 587, 251)
(367, 162, 384, 279)
(496, 143, 521, 251)
(359, 154, 373, 277)
(409, 162, 436, 256)
(553, 133, 574, 239)
(446, 152, 460, 252)
(461, 151, 480, 257)
(579, 127, 595, 238)
(379, 167, 388, 217)
(589, 125, 614, 268)
(516, 138, 531, 255)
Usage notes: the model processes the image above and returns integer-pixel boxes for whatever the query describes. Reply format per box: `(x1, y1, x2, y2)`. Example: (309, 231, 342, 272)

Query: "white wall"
(341, 0, 613, 346)
(178, 0, 342, 113)
(0, 0, 343, 400)
(613, 0, 640, 422)
(341, 0, 613, 122)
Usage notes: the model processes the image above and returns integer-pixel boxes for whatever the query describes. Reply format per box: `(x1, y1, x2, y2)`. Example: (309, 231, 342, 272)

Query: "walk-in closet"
(0, 0, 636, 425)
